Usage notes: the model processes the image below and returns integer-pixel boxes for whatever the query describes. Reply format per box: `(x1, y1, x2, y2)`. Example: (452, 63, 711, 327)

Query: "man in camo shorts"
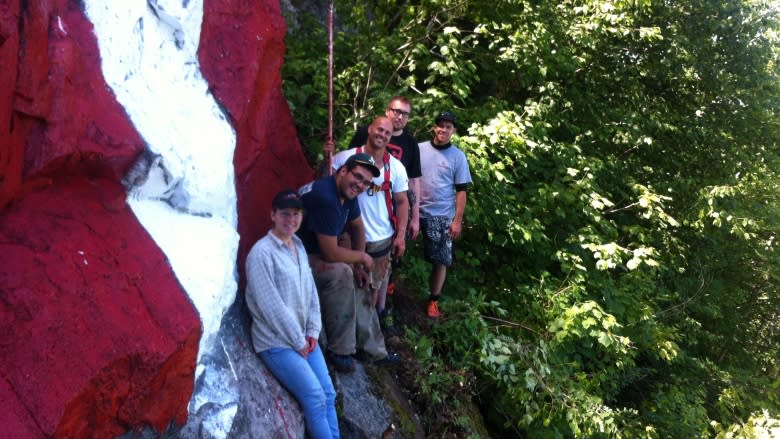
(418, 111, 473, 318)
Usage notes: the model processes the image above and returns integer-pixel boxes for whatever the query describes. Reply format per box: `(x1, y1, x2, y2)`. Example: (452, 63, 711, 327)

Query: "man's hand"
(408, 218, 420, 240)
(323, 138, 336, 156)
(354, 251, 374, 288)
(354, 264, 369, 289)
(450, 220, 463, 240)
(392, 234, 406, 258)
(317, 138, 337, 177)
(361, 252, 374, 271)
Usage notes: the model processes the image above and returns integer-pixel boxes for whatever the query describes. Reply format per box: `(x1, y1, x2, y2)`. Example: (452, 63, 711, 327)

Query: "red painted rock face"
(1, 0, 313, 436)
(0, 3, 202, 435)
(198, 0, 314, 285)
(1, 1, 146, 210)
(0, 179, 201, 437)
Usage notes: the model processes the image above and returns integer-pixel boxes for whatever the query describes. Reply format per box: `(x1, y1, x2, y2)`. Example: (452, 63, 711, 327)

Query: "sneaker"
(374, 352, 400, 366)
(327, 351, 356, 373)
(426, 300, 440, 319)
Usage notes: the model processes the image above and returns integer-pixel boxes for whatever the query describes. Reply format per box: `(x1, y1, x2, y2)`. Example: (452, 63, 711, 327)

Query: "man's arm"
(345, 216, 372, 288)
(316, 217, 374, 269)
(392, 191, 409, 257)
(408, 177, 421, 239)
(450, 190, 467, 240)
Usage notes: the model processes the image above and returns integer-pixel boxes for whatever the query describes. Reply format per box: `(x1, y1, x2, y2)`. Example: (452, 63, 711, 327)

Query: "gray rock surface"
(180, 296, 305, 439)
(336, 363, 394, 438)
(178, 295, 422, 439)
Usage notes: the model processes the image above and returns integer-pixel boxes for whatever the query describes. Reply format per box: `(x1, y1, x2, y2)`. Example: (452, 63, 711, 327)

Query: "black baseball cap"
(272, 189, 303, 209)
(345, 153, 381, 177)
(435, 111, 457, 126)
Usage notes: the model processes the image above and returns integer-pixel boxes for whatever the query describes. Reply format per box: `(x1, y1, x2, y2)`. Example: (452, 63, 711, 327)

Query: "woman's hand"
(299, 336, 318, 358)
(306, 336, 318, 353)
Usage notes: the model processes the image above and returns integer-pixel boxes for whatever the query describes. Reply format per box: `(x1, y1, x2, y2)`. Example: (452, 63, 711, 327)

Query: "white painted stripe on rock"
(83, 1, 239, 362)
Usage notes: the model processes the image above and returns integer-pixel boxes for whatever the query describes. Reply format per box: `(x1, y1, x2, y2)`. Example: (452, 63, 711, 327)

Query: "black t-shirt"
(349, 126, 422, 179)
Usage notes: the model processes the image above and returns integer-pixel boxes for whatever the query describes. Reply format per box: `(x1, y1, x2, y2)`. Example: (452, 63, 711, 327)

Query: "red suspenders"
(355, 146, 397, 231)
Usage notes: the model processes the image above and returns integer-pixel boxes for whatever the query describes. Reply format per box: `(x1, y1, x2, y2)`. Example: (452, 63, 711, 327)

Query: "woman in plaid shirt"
(245, 189, 340, 439)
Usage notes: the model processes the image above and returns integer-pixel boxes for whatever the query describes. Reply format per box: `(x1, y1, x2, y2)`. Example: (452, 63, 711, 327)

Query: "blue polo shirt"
(297, 175, 361, 254)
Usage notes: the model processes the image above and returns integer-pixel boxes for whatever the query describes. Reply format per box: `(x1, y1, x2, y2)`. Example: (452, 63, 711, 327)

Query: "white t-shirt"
(332, 147, 409, 242)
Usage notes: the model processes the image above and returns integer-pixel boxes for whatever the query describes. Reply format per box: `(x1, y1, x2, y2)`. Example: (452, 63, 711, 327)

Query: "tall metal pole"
(326, 0, 335, 175)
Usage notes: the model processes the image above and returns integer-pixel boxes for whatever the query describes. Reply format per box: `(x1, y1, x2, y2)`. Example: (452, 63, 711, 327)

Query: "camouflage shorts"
(420, 216, 453, 266)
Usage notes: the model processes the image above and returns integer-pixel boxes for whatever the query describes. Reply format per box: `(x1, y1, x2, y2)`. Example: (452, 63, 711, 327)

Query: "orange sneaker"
(426, 300, 440, 318)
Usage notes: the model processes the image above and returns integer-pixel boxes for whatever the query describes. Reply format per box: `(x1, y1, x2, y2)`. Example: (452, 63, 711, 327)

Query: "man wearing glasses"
(347, 97, 421, 333)
(332, 116, 409, 366)
(349, 96, 421, 240)
(297, 153, 380, 373)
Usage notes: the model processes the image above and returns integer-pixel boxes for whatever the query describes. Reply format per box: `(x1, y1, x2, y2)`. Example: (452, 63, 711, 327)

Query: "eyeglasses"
(349, 169, 372, 186)
(388, 108, 410, 118)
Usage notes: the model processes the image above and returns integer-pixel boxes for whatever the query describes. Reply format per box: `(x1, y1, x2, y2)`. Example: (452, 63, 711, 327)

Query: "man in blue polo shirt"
(298, 153, 386, 373)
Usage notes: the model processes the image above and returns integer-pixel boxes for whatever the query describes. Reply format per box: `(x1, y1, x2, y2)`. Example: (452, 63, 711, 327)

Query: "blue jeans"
(259, 345, 339, 439)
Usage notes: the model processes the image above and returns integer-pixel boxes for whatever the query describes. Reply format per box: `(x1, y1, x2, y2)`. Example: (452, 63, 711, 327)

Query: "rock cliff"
(1, 0, 313, 437)
(1, 0, 421, 437)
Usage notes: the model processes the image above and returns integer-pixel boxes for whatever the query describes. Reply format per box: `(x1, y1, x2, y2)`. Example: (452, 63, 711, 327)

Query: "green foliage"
(283, 0, 780, 436)
(712, 409, 780, 438)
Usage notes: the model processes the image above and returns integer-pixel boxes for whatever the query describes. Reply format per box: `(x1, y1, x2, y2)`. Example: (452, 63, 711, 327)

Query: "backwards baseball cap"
(435, 111, 457, 126)
(272, 189, 303, 210)
(345, 153, 380, 177)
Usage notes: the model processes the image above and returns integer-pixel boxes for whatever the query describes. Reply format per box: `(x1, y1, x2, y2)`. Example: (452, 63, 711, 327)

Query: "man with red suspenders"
(348, 97, 421, 333)
(331, 116, 409, 364)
